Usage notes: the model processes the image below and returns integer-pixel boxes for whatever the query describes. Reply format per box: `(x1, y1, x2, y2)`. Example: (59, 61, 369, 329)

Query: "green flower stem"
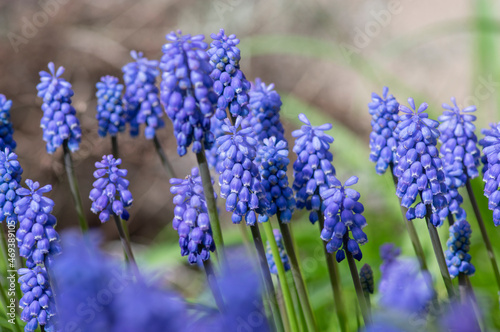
(195, 149, 226, 265)
(112, 214, 140, 278)
(390, 164, 428, 270)
(239, 221, 254, 255)
(466, 276, 486, 331)
(423, 204, 456, 299)
(263, 221, 299, 332)
(276, 279, 291, 332)
(465, 178, 500, 295)
(203, 259, 226, 313)
(111, 136, 119, 159)
(318, 212, 348, 332)
(458, 273, 468, 303)
(344, 236, 371, 326)
(153, 135, 176, 178)
(63, 141, 89, 233)
(277, 217, 318, 332)
(250, 224, 284, 332)
(0, 225, 9, 269)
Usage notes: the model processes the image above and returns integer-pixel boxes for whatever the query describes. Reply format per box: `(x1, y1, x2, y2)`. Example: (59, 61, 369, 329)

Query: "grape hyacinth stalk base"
(318, 214, 348, 332)
(153, 135, 175, 178)
(278, 219, 318, 332)
(111, 136, 119, 159)
(63, 141, 89, 232)
(202, 259, 226, 313)
(262, 220, 299, 332)
(465, 178, 500, 297)
(113, 214, 140, 278)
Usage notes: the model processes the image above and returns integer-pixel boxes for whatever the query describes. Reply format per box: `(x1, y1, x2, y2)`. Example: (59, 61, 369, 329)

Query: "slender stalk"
(424, 204, 456, 299)
(112, 214, 140, 278)
(466, 276, 485, 331)
(153, 134, 176, 178)
(111, 135, 119, 158)
(318, 214, 348, 332)
(465, 178, 500, 295)
(203, 259, 226, 312)
(263, 221, 299, 332)
(250, 224, 284, 332)
(278, 219, 318, 332)
(0, 225, 9, 268)
(363, 292, 371, 316)
(344, 238, 371, 325)
(458, 273, 468, 303)
(290, 276, 307, 332)
(276, 279, 291, 332)
(239, 221, 253, 254)
(390, 164, 428, 270)
(196, 149, 226, 264)
(63, 141, 89, 232)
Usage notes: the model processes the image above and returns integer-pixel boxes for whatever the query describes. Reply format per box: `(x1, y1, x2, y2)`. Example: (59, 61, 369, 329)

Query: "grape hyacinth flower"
(445, 219, 475, 278)
(379, 243, 401, 275)
(0, 94, 17, 151)
(359, 264, 374, 295)
(15, 179, 61, 268)
(18, 266, 56, 332)
(160, 31, 217, 156)
(36, 62, 82, 153)
(266, 229, 291, 275)
(208, 29, 251, 120)
(368, 87, 399, 174)
(170, 167, 216, 263)
(216, 116, 269, 225)
(479, 123, 500, 225)
(122, 51, 165, 139)
(0, 149, 23, 224)
(393, 98, 448, 226)
(257, 137, 295, 223)
(90, 155, 133, 223)
(320, 176, 367, 262)
(207, 115, 225, 170)
(292, 113, 337, 224)
(242, 79, 285, 145)
(95, 75, 126, 137)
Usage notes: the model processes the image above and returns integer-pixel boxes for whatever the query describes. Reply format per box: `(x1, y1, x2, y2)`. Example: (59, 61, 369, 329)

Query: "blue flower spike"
(95, 75, 126, 137)
(445, 219, 475, 278)
(0, 149, 23, 224)
(0, 94, 17, 151)
(266, 229, 291, 275)
(359, 264, 374, 294)
(479, 123, 500, 225)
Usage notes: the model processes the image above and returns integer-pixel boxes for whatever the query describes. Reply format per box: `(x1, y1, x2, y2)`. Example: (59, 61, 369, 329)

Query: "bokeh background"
(1, 0, 500, 330)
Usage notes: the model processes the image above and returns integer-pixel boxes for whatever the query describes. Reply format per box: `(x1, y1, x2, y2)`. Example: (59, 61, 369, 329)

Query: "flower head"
(393, 98, 448, 226)
(95, 75, 126, 137)
(257, 137, 295, 223)
(36, 62, 81, 153)
(122, 51, 165, 139)
(292, 114, 337, 224)
(359, 263, 374, 294)
(208, 29, 251, 120)
(379, 243, 401, 275)
(216, 116, 269, 225)
(0, 149, 23, 223)
(170, 167, 216, 264)
(368, 87, 399, 174)
(160, 31, 217, 156)
(89, 155, 133, 222)
(445, 219, 475, 278)
(266, 229, 291, 274)
(0, 94, 17, 151)
(479, 122, 500, 225)
(320, 176, 367, 261)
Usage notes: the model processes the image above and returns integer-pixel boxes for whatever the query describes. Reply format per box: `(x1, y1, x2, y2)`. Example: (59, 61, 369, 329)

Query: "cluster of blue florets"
(359, 264, 374, 294)
(89, 155, 133, 222)
(257, 137, 295, 223)
(36, 63, 82, 153)
(122, 50, 165, 139)
(208, 29, 251, 120)
(0, 94, 17, 151)
(160, 31, 217, 156)
(320, 176, 367, 262)
(368, 87, 400, 174)
(95, 75, 126, 137)
(393, 98, 448, 226)
(479, 123, 500, 225)
(266, 229, 290, 274)
(292, 114, 337, 224)
(0, 149, 23, 224)
(216, 117, 269, 225)
(445, 219, 475, 278)
(170, 167, 216, 263)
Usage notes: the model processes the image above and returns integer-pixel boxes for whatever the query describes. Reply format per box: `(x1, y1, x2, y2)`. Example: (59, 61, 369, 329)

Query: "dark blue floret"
(170, 167, 216, 264)
(445, 219, 475, 278)
(368, 87, 399, 174)
(393, 98, 448, 226)
(257, 137, 295, 223)
(479, 123, 500, 225)
(266, 229, 290, 274)
(208, 29, 251, 120)
(359, 263, 374, 294)
(0, 94, 17, 151)
(292, 113, 338, 224)
(320, 176, 367, 261)
(36, 63, 82, 153)
(122, 51, 165, 139)
(0, 149, 22, 224)
(160, 31, 218, 156)
(216, 116, 269, 225)
(89, 155, 133, 223)
(95, 75, 126, 137)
